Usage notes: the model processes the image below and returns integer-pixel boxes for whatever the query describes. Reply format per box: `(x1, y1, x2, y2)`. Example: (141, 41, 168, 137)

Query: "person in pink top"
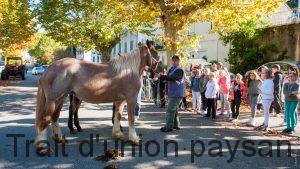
(218, 70, 231, 118)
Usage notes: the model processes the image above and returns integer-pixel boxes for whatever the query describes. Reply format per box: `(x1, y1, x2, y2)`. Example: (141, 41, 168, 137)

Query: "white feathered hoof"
(129, 134, 140, 146)
(36, 147, 53, 156)
(35, 142, 53, 156)
(112, 131, 125, 140)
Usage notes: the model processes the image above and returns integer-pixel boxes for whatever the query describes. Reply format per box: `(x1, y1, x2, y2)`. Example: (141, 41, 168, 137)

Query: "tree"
(2, 33, 41, 57)
(0, 0, 36, 51)
(28, 34, 65, 64)
(34, 0, 154, 62)
(123, 0, 283, 61)
(287, 0, 298, 9)
(221, 20, 286, 74)
(52, 47, 75, 61)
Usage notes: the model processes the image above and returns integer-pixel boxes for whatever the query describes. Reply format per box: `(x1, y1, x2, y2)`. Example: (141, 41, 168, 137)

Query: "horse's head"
(145, 40, 160, 72)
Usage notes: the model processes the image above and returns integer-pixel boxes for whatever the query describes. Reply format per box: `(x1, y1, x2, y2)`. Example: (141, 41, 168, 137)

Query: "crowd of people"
(146, 55, 299, 134)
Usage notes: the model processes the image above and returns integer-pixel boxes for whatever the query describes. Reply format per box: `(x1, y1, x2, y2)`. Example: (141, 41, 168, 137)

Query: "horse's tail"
(35, 83, 46, 132)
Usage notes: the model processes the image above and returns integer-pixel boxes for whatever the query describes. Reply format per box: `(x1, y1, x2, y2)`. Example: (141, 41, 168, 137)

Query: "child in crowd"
(218, 70, 231, 118)
(257, 66, 269, 112)
(205, 72, 219, 119)
(247, 71, 262, 126)
(271, 64, 283, 117)
(200, 68, 210, 116)
(280, 67, 298, 126)
(179, 72, 188, 111)
(258, 70, 274, 131)
(230, 73, 246, 122)
(159, 70, 167, 108)
(282, 72, 299, 134)
(151, 73, 159, 105)
(191, 69, 201, 114)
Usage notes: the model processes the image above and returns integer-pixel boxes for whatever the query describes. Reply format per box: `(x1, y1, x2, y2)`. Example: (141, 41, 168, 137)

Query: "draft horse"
(35, 45, 158, 154)
(67, 41, 160, 134)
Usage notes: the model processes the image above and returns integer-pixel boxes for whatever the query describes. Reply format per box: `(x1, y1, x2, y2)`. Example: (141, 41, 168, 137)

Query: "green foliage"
(125, 0, 283, 62)
(287, 0, 298, 9)
(221, 20, 284, 74)
(0, 0, 36, 50)
(28, 34, 66, 64)
(34, 0, 155, 62)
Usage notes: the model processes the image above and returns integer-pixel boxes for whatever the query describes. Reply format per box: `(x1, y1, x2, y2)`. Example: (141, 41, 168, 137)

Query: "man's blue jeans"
(134, 103, 140, 117)
(166, 97, 182, 129)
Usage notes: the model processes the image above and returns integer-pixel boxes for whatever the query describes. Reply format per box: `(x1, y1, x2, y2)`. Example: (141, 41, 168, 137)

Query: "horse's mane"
(111, 48, 141, 74)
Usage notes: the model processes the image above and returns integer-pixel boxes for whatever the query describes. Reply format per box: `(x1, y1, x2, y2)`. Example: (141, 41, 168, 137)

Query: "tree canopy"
(28, 34, 66, 64)
(122, 0, 284, 61)
(34, 0, 155, 62)
(221, 20, 288, 74)
(0, 0, 36, 51)
(2, 33, 40, 57)
(287, 0, 298, 9)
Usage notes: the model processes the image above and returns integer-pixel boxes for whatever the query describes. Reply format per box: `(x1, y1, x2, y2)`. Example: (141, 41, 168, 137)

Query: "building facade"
(76, 46, 102, 63)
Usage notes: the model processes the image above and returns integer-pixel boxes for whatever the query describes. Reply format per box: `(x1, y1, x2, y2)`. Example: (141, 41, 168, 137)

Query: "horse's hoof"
(70, 130, 78, 135)
(36, 146, 53, 156)
(77, 127, 83, 132)
(129, 135, 140, 146)
(112, 131, 125, 140)
(129, 138, 140, 146)
(52, 135, 68, 143)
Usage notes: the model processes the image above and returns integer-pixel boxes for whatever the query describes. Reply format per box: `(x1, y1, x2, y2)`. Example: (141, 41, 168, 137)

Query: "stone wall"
(258, 22, 300, 61)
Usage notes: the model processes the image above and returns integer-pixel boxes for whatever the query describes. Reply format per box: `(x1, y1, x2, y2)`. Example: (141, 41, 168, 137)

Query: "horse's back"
(39, 58, 81, 98)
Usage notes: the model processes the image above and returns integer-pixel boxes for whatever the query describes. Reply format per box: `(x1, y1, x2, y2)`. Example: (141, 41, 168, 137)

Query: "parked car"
(42, 65, 49, 70)
(1, 57, 26, 80)
(32, 66, 45, 75)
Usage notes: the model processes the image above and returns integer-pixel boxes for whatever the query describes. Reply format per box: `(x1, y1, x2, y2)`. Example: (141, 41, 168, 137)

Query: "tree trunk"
(163, 16, 180, 65)
(98, 46, 113, 63)
(93, 36, 121, 63)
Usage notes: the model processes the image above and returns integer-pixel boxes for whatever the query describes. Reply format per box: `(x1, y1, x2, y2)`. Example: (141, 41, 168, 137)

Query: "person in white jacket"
(205, 72, 219, 119)
(258, 69, 274, 131)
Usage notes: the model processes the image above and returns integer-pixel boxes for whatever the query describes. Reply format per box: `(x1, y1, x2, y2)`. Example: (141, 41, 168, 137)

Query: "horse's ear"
(146, 39, 152, 48)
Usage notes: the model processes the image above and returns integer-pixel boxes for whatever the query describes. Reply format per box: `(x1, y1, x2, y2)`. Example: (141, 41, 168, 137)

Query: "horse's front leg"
(127, 98, 139, 145)
(112, 101, 125, 140)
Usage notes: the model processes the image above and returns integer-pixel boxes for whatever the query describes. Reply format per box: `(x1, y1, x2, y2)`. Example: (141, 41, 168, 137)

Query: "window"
(130, 41, 134, 51)
(124, 42, 127, 53)
(118, 44, 122, 54)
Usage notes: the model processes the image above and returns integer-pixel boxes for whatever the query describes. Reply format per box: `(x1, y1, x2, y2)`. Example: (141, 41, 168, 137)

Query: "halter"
(147, 48, 160, 73)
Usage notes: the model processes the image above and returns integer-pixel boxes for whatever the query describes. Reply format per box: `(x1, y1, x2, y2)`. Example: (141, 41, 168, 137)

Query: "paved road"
(0, 73, 299, 169)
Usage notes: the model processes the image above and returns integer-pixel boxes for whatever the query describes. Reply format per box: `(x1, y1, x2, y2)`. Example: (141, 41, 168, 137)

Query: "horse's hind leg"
(35, 100, 56, 154)
(112, 101, 125, 140)
(51, 100, 66, 143)
(68, 93, 76, 134)
(73, 97, 82, 132)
